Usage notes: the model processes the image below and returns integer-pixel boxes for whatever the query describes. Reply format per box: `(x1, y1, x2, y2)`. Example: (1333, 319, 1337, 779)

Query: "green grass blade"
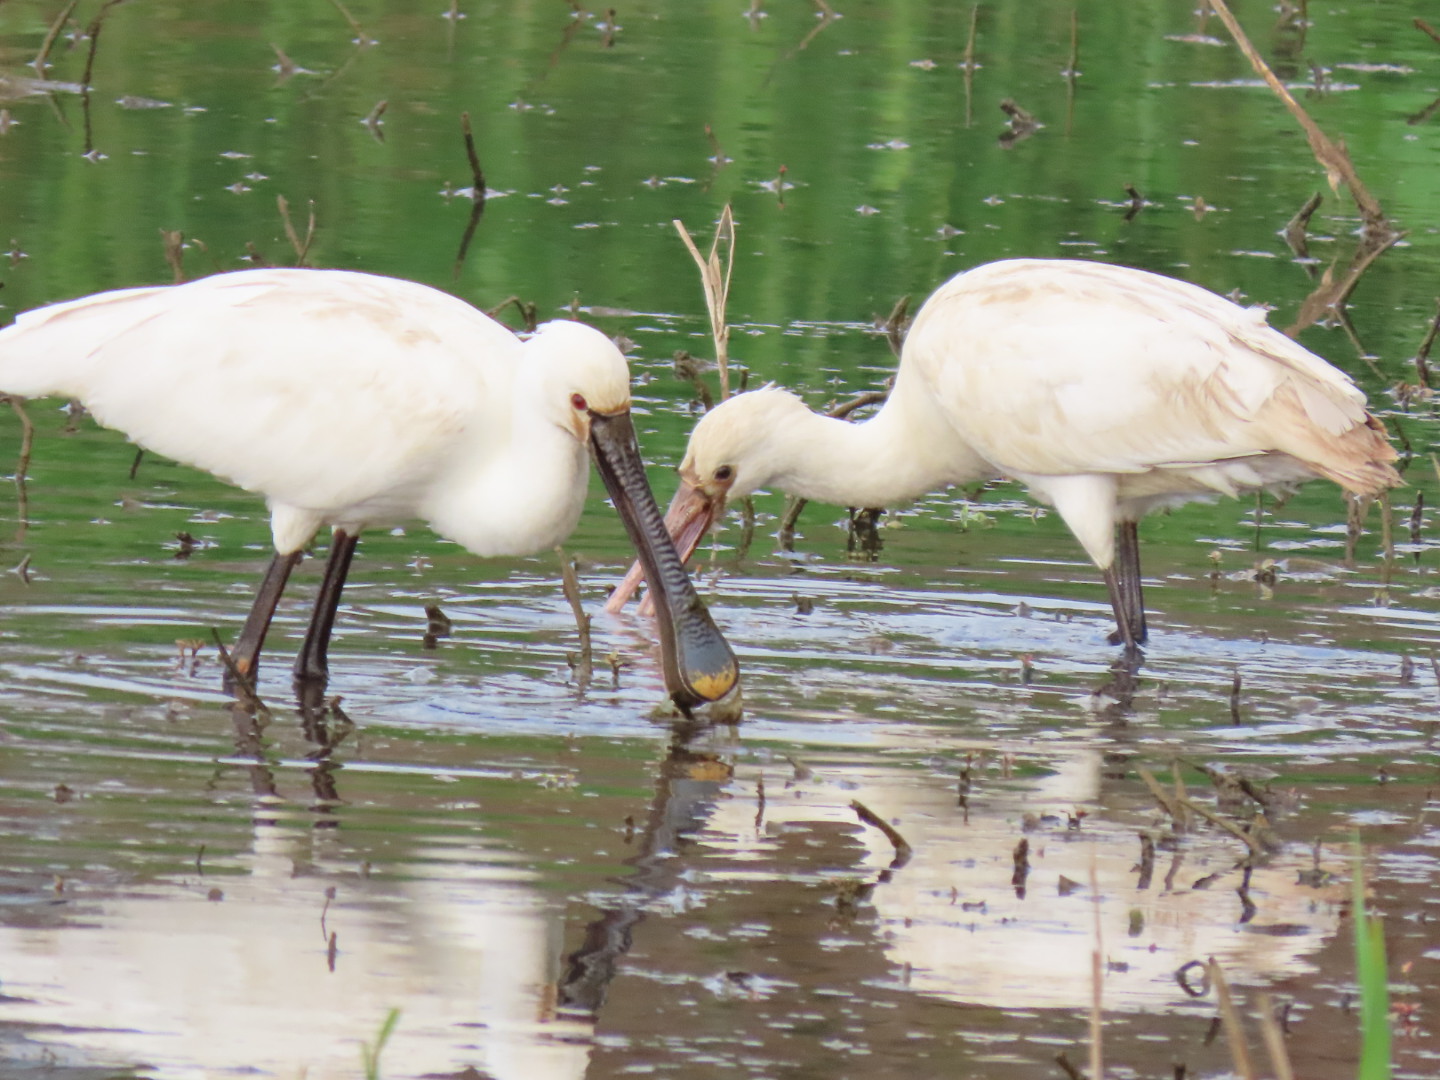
(1353, 844, 1391, 1080)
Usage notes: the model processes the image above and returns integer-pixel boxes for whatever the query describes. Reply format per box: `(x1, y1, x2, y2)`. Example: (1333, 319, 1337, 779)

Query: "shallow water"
(1, 1, 1439, 1077)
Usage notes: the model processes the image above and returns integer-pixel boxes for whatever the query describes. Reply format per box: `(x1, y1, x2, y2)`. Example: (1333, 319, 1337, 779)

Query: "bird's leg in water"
(1104, 521, 1147, 649)
(294, 530, 360, 684)
(1118, 520, 1147, 644)
(228, 551, 302, 688)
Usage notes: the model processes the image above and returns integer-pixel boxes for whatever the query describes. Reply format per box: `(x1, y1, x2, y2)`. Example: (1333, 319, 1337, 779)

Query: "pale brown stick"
(1210, 959, 1258, 1080)
(1207, 0, 1389, 233)
(32, 0, 80, 76)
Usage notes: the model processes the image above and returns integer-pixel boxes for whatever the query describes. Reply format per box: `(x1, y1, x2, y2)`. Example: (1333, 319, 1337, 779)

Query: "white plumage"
(0, 268, 738, 706)
(611, 259, 1400, 648)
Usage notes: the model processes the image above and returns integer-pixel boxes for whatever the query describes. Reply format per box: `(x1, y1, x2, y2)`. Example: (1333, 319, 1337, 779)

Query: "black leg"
(294, 530, 359, 685)
(1118, 519, 1147, 645)
(227, 551, 301, 689)
(1103, 521, 1147, 650)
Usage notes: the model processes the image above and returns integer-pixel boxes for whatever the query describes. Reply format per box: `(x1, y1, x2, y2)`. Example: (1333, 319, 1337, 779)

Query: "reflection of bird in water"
(613, 259, 1399, 649)
(0, 269, 736, 708)
(699, 748, 1347, 1014)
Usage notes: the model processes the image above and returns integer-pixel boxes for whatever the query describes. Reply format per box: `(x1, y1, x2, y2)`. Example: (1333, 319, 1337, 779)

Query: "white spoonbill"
(0, 268, 738, 708)
(610, 258, 1400, 648)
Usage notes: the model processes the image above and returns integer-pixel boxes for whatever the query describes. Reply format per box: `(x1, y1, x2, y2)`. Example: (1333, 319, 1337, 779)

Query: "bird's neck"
(422, 383, 589, 557)
(770, 376, 993, 508)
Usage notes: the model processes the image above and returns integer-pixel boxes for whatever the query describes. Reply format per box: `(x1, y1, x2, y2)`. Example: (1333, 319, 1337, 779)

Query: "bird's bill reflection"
(587, 411, 738, 709)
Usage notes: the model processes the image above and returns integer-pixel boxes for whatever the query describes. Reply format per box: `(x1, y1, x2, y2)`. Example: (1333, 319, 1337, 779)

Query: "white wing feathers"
(0, 269, 515, 514)
(905, 259, 1378, 482)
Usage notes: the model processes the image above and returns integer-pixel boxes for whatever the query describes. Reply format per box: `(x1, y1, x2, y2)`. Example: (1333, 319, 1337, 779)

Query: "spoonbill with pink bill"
(0, 268, 739, 709)
(610, 258, 1399, 649)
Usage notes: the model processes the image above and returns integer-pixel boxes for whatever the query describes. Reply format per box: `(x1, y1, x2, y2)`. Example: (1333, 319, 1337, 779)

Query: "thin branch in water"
(486, 296, 537, 333)
(209, 628, 271, 720)
(277, 195, 316, 266)
(80, 0, 128, 88)
(160, 228, 185, 283)
(361, 99, 387, 142)
(1209, 959, 1259, 1080)
(558, 549, 593, 688)
(880, 295, 910, 357)
(1413, 297, 1440, 389)
(32, 0, 80, 76)
(1409, 94, 1440, 127)
(1281, 191, 1323, 260)
(960, 4, 979, 127)
(3, 395, 34, 541)
(327, 0, 376, 46)
(1255, 993, 1297, 1080)
(850, 799, 912, 869)
(1063, 8, 1079, 135)
(1285, 228, 1402, 346)
(1207, 0, 1391, 236)
(1416, 18, 1440, 47)
(1122, 183, 1144, 222)
(453, 112, 488, 279)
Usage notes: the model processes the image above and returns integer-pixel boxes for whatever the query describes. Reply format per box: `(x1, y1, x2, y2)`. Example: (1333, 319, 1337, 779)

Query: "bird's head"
(605, 386, 809, 614)
(527, 319, 739, 711)
(527, 320, 632, 443)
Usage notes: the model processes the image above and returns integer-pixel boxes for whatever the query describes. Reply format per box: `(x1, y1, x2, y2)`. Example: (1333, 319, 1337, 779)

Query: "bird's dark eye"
(714, 465, 734, 482)
(571, 393, 587, 411)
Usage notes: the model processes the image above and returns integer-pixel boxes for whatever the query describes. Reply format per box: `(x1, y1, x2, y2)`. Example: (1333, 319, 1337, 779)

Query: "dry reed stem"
(277, 195, 315, 266)
(1207, 0, 1389, 234)
(1178, 796, 1266, 857)
(1255, 993, 1297, 1080)
(160, 229, 185, 283)
(327, 0, 375, 45)
(1136, 766, 1182, 825)
(1208, 959, 1258, 1080)
(32, 0, 80, 76)
(673, 206, 735, 402)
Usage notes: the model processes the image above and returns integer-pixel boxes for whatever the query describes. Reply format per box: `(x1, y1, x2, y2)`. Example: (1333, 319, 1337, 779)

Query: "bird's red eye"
(571, 393, 588, 411)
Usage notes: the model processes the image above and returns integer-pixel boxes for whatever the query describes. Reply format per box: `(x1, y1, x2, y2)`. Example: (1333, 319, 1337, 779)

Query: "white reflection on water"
(0, 823, 593, 1080)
